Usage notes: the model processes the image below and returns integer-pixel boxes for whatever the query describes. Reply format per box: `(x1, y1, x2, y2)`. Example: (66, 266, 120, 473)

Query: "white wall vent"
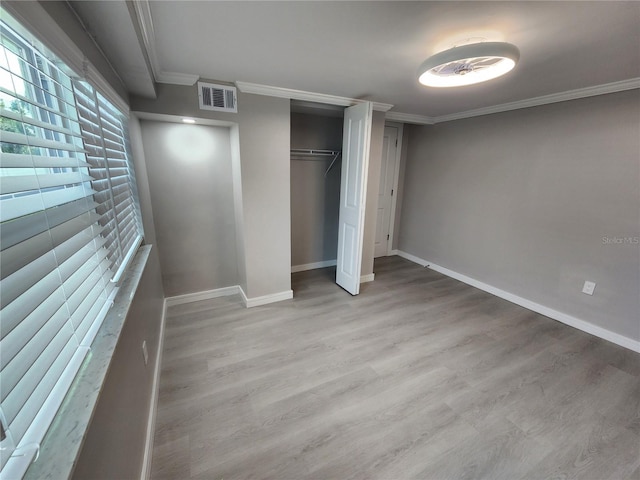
(198, 82, 237, 113)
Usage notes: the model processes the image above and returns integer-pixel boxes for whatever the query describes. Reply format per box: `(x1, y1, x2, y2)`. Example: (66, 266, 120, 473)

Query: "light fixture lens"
(418, 42, 519, 88)
(182, 118, 196, 124)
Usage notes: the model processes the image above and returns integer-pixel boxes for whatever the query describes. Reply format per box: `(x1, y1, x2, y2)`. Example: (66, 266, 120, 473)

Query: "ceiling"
(70, 1, 640, 119)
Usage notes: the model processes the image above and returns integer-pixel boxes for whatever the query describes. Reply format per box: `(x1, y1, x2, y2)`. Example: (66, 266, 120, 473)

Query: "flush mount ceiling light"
(418, 42, 520, 88)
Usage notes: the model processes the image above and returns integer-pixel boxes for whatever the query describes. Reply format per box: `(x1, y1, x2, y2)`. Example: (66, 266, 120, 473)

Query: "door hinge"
(391, 189, 394, 196)
(395, 139, 398, 147)
(387, 234, 390, 241)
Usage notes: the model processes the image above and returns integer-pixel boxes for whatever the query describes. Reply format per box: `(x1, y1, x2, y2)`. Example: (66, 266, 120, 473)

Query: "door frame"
(384, 121, 404, 256)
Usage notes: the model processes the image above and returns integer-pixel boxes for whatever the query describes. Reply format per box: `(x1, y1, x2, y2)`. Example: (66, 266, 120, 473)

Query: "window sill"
(24, 245, 153, 480)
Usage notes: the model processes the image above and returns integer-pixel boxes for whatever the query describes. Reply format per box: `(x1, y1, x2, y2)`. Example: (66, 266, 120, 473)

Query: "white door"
(374, 126, 399, 257)
(336, 102, 373, 295)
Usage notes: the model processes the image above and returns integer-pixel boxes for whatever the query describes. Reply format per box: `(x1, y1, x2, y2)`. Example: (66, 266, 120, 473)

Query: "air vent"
(198, 82, 237, 113)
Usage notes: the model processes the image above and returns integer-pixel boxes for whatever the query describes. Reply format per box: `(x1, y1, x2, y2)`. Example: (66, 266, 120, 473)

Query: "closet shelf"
(290, 148, 341, 158)
(290, 149, 342, 177)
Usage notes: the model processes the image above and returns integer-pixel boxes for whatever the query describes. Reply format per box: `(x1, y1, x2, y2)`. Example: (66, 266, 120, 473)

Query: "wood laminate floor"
(151, 256, 640, 480)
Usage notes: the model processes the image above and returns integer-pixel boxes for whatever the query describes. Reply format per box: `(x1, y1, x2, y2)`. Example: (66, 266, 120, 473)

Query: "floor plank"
(151, 256, 640, 479)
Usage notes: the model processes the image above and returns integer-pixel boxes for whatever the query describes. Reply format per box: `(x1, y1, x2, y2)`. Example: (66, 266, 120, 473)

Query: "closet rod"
(290, 148, 342, 176)
(290, 148, 341, 157)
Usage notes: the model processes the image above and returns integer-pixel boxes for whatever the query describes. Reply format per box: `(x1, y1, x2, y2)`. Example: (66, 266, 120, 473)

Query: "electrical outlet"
(582, 280, 596, 296)
(142, 340, 148, 366)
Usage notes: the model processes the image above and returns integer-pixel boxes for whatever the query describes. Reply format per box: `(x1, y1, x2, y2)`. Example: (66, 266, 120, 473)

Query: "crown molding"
(131, 0, 160, 81)
(131, 0, 198, 87)
(235, 81, 393, 112)
(432, 78, 640, 124)
(385, 111, 434, 125)
(156, 71, 199, 86)
(384, 78, 640, 126)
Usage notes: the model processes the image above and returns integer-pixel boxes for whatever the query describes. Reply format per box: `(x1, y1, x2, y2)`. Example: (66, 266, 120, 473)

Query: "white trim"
(236, 81, 393, 112)
(131, 0, 199, 86)
(395, 250, 429, 267)
(131, 0, 159, 81)
(165, 286, 240, 307)
(385, 112, 434, 125)
(132, 111, 236, 128)
(386, 78, 640, 126)
(239, 286, 248, 306)
(395, 251, 640, 353)
(384, 122, 404, 256)
(140, 299, 166, 480)
(111, 236, 144, 284)
(435, 78, 640, 123)
(240, 288, 294, 308)
(291, 260, 337, 273)
(434, 78, 640, 123)
(390, 249, 399, 256)
(165, 285, 295, 309)
(156, 71, 199, 86)
(360, 273, 375, 283)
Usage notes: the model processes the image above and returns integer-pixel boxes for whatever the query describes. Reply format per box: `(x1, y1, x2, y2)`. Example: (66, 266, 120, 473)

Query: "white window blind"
(72, 79, 143, 281)
(0, 10, 143, 479)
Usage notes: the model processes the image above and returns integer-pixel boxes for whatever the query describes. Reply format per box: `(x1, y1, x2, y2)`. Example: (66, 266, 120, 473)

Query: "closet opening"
(290, 100, 345, 287)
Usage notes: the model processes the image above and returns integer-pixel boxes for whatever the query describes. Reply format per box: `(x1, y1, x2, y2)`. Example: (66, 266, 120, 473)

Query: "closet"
(290, 102, 344, 273)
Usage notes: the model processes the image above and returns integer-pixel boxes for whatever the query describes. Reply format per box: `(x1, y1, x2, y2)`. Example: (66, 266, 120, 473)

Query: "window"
(0, 10, 143, 479)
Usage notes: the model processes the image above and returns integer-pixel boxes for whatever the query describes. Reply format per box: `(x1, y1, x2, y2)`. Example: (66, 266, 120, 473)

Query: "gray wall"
(132, 84, 292, 299)
(290, 112, 343, 267)
(72, 248, 165, 480)
(238, 94, 291, 298)
(229, 125, 248, 294)
(129, 115, 158, 247)
(391, 124, 409, 252)
(399, 90, 640, 341)
(140, 120, 238, 296)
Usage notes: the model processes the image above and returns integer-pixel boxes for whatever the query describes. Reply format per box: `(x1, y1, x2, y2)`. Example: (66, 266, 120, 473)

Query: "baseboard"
(396, 250, 429, 267)
(395, 250, 640, 353)
(240, 287, 294, 308)
(291, 259, 337, 273)
(166, 285, 293, 309)
(389, 249, 399, 256)
(140, 299, 167, 480)
(361, 273, 375, 283)
(165, 286, 240, 307)
(239, 286, 248, 306)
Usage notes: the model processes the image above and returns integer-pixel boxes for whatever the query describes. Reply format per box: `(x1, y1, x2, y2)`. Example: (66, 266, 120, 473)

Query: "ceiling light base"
(418, 42, 520, 88)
